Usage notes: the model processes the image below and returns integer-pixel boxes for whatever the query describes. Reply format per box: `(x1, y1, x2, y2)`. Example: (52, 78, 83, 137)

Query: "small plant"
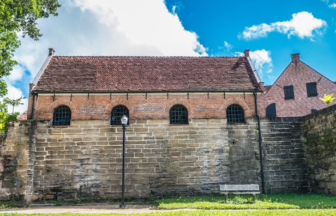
(148, 194, 155, 202)
(10, 177, 15, 183)
(68, 199, 77, 204)
(164, 192, 170, 198)
(0, 204, 8, 209)
(320, 94, 335, 105)
(100, 197, 106, 200)
(127, 197, 132, 202)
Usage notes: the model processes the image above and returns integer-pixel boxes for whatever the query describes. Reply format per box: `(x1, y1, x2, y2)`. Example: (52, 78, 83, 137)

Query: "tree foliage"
(0, 102, 8, 131)
(0, 0, 61, 93)
(4, 96, 25, 113)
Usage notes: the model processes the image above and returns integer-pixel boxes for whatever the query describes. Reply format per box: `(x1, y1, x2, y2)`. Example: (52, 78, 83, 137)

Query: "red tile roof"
(17, 110, 27, 121)
(34, 56, 261, 93)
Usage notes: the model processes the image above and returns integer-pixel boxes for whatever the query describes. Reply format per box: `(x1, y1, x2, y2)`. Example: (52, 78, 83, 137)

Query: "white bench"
(220, 184, 260, 203)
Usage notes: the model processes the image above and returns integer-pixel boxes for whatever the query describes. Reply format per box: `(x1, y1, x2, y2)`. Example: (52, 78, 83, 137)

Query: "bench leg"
(225, 194, 228, 203)
(253, 194, 256, 203)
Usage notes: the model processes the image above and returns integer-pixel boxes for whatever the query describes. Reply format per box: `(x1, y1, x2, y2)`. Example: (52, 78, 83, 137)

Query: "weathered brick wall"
(32, 93, 266, 120)
(0, 118, 307, 202)
(264, 57, 336, 117)
(262, 117, 307, 193)
(302, 104, 336, 195)
(0, 121, 37, 201)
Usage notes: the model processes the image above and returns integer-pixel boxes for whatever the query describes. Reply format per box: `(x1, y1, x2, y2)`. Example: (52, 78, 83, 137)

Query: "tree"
(0, 0, 61, 96)
(0, 102, 8, 132)
(4, 96, 25, 113)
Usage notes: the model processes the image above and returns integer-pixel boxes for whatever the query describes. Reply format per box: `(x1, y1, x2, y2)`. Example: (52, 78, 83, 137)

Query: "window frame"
(306, 82, 318, 97)
(284, 85, 295, 100)
(110, 105, 129, 125)
(169, 105, 188, 125)
(52, 105, 71, 126)
(226, 104, 245, 124)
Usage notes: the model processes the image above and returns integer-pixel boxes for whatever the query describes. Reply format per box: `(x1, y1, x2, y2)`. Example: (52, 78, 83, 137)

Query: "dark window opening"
(170, 105, 188, 124)
(53, 105, 71, 126)
(307, 82, 318, 97)
(266, 103, 277, 118)
(284, 85, 294, 100)
(227, 105, 244, 123)
(111, 105, 129, 125)
(311, 109, 318, 113)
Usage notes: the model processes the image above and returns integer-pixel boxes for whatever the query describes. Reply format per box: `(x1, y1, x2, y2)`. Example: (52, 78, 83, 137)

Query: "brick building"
(1, 49, 316, 201)
(264, 53, 336, 117)
(26, 48, 265, 122)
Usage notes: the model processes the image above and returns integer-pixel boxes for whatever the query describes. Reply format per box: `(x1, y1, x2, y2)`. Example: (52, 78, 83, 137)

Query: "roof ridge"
(53, 56, 241, 58)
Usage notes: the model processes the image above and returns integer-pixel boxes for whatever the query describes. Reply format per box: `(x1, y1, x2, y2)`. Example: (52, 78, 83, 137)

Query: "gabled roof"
(265, 58, 336, 96)
(33, 56, 261, 93)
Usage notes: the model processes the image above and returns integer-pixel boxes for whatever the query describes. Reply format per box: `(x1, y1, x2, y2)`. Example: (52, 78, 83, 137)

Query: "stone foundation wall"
(302, 104, 336, 195)
(0, 118, 307, 202)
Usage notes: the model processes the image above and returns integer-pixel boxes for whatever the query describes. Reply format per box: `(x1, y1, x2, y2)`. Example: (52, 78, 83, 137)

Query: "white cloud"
(224, 41, 233, 51)
(329, 3, 336, 8)
(10, 0, 208, 113)
(72, 0, 207, 56)
(250, 50, 273, 75)
(6, 65, 25, 82)
(240, 12, 327, 40)
(236, 50, 273, 76)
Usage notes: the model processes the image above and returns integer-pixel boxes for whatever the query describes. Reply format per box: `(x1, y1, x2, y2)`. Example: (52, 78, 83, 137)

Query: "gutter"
(31, 91, 36, 119)
(253, 92, 265, 194)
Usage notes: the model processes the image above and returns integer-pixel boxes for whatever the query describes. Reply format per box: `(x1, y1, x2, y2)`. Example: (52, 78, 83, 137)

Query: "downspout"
(31, 91, 36, 119)
(253, 92, 265, 194)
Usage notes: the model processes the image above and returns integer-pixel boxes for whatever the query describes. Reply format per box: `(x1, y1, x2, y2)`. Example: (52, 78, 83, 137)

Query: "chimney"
(49, 48, 55, 56)
(244, 49, 250, 57)
(259, 82, 264, 90)
(291, 53, 300, 63)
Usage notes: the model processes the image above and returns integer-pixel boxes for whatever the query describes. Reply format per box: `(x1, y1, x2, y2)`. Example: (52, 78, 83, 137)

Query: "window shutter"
(284, 85, 294, 100)
(307, 82, 317, 97)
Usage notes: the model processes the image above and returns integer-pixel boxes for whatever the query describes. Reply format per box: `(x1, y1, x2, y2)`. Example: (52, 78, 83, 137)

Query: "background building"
(264, 53, 336, 117)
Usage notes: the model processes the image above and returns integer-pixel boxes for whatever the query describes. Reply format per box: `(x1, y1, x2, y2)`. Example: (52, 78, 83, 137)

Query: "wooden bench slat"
(220, 184, 259, 191)
(220, 192, 260, 195)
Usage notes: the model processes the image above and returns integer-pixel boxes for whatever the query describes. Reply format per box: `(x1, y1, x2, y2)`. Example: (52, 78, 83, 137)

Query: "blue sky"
(164, 0, 336, 83)
(7, 0, 336, 113)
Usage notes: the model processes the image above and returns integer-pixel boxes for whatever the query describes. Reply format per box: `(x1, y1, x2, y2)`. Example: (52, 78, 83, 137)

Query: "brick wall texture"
(264, 59, 336, 117)
(302, 104, 336, 195)
(30, 93, 266, 120)
(0, 117, 307, 202)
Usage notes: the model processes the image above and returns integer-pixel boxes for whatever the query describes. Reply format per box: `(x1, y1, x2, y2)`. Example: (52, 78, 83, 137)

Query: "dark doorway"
(266, 103, 276, 118)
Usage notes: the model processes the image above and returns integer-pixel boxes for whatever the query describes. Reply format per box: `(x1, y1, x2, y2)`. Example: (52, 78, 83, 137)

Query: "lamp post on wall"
(120, 115, 128, 208)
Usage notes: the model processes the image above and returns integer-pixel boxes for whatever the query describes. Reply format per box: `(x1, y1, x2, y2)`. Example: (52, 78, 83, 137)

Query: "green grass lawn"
(155, 193, 336, 210)
(2, 210, 336, 216)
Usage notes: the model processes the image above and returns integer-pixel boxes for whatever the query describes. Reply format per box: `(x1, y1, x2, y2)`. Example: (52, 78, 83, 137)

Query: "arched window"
(170, 105, 188, 124)
(53, 105, 71, 126)
(111, 105, 129, 125)
(227, 105, 244, 123)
